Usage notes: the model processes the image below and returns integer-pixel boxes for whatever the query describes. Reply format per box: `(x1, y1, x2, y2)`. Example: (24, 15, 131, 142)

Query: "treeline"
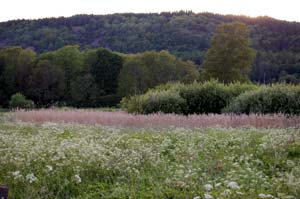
(1, 12, 300, 83)
(122, 81, 300, 115)
(0, 46, 198, 108)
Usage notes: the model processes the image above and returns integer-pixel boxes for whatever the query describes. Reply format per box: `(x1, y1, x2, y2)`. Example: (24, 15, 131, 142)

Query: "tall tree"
(53, 45, 83, 95)
(28, 60, 65, 106)
(118, 50, 199, 96)
(70, 74, 99, 107)
(38, 45, 84, 100)
(203, 22, 256, 83)
(0, 47, 22, 100)
(88, 48, 123, 95)
(16, 49, 36, 93)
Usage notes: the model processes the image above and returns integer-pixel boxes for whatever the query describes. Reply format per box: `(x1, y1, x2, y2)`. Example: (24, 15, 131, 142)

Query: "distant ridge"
(1, 11, 300, 82)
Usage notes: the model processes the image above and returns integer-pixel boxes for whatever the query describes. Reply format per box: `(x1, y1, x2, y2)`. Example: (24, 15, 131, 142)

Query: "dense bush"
(224, 84, 300, 115)
(121, 81, 257, 114)
(179, 81, 257, 114)
(9, 93, 34, 109)
(141, 91, 187, 114)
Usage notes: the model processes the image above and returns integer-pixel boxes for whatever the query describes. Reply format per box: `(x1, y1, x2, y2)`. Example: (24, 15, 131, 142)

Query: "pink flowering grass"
(13, 109, 300, 128)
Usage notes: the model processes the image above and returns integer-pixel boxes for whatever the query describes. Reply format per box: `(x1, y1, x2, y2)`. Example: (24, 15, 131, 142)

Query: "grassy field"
(0, 111, 300, 199)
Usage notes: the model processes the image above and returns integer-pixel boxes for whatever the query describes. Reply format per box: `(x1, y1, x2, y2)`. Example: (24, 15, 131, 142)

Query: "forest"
(1, 11, 300, 84)
(0, 46, 199, 108)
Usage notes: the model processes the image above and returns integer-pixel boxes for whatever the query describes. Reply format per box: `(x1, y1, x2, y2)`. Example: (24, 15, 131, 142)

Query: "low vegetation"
(0, 122, 299, 199)
(224, 84, 300, 115)
(9, 93, 34, 109)
(122, 81, 300, 115)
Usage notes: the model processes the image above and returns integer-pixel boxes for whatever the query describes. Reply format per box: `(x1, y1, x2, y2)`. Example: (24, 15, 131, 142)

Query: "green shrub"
(121, 91, 186, 114)
(224, 84, 300, 115)
(179, 81, 257, 114)
(121, 82, 185, 114)
(121, 81, 257, 114)
(120, 95, 144, 113)
(9, 93, 34, 109)
(141, 91, 187, 114)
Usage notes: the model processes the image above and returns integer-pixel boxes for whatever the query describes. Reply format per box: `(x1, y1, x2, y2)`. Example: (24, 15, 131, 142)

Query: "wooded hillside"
(1, 11, 300, 83)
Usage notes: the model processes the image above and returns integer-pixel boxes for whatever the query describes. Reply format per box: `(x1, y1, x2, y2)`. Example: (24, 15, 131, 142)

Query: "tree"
(0, 47, 35, 106)
(0, 47, 23, 103)
(70, 74, 99, 107)
(117, 54, 150, 96)
(38, 45, 84, 100)
(118, 50, 199, 96)
(28, 60, 65, 106)
(88, 48, 123, 95)
(52, 45, 84, 97)
(203, 22, 256, 83)
(16, 49, 36, 93)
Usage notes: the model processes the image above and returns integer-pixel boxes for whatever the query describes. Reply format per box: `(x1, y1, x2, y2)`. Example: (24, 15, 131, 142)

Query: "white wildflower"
(46, 165, 53, 171)
(204, 184, 213, 191)
(74, 174, 81, 184)
(204, 193, 213, 199)
(259, 193, 267, 198)
(232, 162, 239, 167)
(193, 196, 200, 199)
(26, 173, 37, 183)
(12, 170, 20, 177)
(221, 189, 231, 196)
(286, 160, 295, 168)
(259, 193, 274, 198)
(12, 170, 22, 180)
(227, 181, 240, 189)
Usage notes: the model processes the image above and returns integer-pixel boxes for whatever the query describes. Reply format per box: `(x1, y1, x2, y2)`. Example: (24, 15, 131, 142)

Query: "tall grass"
(14, 109, 300, 128)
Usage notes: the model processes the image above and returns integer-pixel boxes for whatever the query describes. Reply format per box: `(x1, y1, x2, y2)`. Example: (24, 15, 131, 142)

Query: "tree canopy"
(0, 46, 199, 108)
(118, 50, 199, 96)
(203, 22, 256, 83)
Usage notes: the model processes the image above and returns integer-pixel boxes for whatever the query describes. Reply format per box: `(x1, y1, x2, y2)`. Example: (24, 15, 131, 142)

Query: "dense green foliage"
(70, 74, 99, 107)
(203, 22, 256, 83)
(118, 50, 199, 96)
(1, 123, 299, 198)
(0, 46, 199, 108)
(88, 48, 123, 95)
(1, 12, 300, 83)
(0, 47, 36, 106)
(9, 93, 34, 109)
(224, 84, 300, 115)
(123, 81, 300, 115)
(179, 81, 257, 114)
(122, 81, 257, 114)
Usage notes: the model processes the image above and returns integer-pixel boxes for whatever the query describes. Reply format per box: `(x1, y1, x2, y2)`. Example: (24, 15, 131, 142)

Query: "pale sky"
(0, 0, 299, 22)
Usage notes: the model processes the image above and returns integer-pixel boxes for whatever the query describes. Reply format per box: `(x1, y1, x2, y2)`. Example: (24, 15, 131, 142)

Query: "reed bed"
(14, 109, 300, 128)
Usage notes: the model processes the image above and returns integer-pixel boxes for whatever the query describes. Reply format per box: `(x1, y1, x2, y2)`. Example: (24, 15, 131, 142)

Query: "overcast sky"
(0, 0, 299, 22)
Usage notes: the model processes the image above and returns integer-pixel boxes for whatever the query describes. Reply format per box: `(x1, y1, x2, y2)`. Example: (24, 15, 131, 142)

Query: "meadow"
(0, 110, 300, 199)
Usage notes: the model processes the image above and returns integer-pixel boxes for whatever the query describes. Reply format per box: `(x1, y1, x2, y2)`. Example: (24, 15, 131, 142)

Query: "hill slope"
(0, 11, 300, 82)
